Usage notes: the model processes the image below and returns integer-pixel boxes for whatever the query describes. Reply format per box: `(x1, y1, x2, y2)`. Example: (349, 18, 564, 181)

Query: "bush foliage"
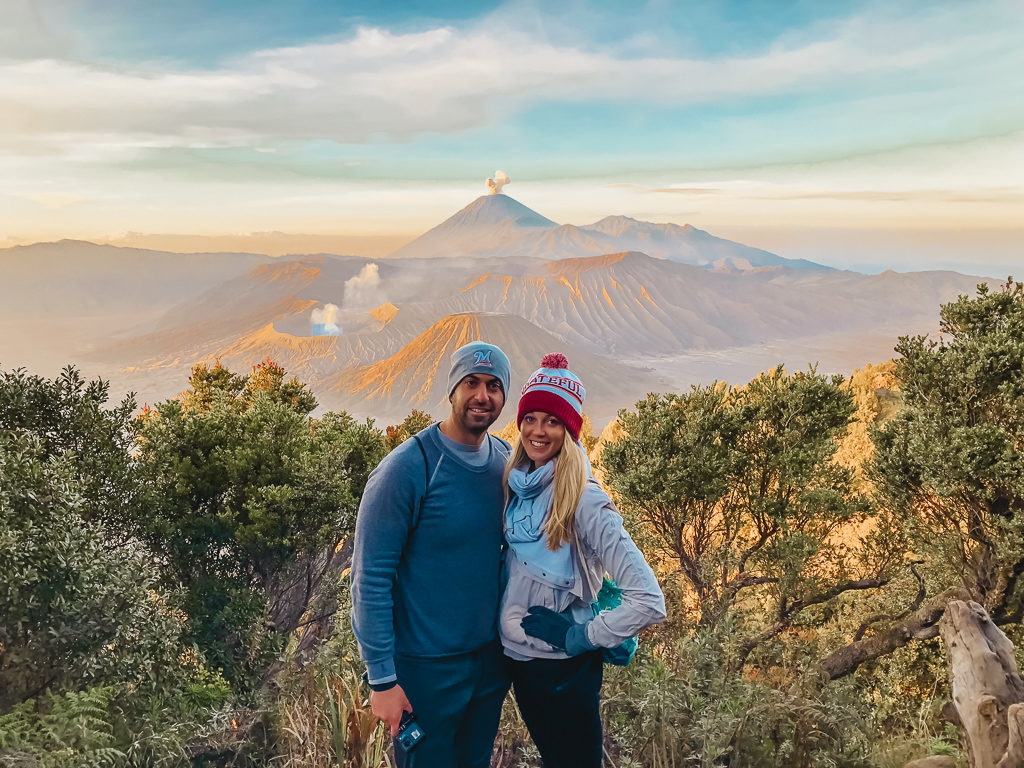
(3, 282, 1024, 766)
(133, 359, 385, 688)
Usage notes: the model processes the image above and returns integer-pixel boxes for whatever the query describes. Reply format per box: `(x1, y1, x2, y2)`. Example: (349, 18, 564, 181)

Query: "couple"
(351, 341, 665, 767)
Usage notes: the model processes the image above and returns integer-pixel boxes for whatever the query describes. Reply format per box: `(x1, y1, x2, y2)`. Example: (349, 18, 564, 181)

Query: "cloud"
(1, 1, 1022, 250)
(620, 130, 1024, 199)
(0, 0, 82, 60)
(755, 188, 1024, 204)
(635, 183, 1024, 205)
(19, 192, 86, 208)
(0, 1, 1020, 159)
(646, 187, 720, 196)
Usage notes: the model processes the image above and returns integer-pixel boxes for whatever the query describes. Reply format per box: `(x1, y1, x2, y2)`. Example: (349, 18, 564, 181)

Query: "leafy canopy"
(0, 366, 138, 531)
(601, 366, 879, 658)
(384, 409, 432, 452)
(0, 367, 228, 766)
(135, 359, 385, 688)
(870, 279, 1024, 617)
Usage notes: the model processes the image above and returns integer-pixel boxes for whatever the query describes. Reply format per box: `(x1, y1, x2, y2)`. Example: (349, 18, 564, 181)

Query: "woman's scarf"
(505, 460, 574, 587)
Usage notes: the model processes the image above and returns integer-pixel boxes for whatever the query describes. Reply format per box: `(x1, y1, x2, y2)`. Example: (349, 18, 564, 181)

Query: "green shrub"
(0, 368, 231, 766)
(133, 361, 386, 691)
(601, 623, 873, 768)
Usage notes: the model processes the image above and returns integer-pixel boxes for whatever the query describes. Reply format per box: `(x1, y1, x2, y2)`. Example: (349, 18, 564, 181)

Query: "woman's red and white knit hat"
(517, 353, 586, 442)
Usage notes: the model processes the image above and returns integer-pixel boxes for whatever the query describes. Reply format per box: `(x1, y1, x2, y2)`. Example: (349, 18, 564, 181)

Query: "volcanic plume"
(310, 303, 341, 335)
(486, 171, 510, 194)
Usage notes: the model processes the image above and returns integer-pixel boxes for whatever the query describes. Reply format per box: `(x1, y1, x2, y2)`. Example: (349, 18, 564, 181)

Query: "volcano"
(388, 193, 827, 271)
(388, 194, 557, 260)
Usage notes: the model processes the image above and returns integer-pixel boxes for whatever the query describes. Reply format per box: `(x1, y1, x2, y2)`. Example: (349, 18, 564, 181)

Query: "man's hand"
(370, 684, 413, 736)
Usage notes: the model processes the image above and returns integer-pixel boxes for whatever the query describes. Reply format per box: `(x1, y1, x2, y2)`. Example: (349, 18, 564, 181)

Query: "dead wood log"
(939, 600, 1024, 768)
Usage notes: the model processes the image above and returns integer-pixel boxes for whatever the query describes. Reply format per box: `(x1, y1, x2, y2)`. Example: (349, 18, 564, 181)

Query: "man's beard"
(459, 403, 498, 434)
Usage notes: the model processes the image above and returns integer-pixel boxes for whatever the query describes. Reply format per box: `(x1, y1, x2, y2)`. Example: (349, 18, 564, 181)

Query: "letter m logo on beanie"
(473, 349, 493, 367)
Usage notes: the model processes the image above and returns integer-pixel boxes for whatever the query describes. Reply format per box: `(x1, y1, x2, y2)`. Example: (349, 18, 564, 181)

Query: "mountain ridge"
(329, 312, 662, 424)
(388, 193, 827, 272)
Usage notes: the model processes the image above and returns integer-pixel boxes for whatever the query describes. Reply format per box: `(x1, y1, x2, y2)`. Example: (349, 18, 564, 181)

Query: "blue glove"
(521, 606, 597, 656)
(521, 606, 571, 649)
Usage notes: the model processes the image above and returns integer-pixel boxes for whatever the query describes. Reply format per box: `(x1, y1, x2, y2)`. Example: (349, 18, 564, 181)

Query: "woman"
(500, 353, 666, 768)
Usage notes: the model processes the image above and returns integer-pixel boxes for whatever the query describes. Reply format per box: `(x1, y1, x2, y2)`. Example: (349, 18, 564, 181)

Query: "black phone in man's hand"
(395, 710, 425, 752)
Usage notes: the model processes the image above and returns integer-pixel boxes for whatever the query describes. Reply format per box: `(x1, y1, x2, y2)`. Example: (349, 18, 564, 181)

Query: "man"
(351, 341, 513, 767)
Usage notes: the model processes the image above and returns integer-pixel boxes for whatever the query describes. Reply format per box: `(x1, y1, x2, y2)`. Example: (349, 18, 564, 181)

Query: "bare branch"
(724, 573, 779, 599)
(852, 563, 925, 642)
(734, 621, 788, 667)
(822, 588, 970, 680)
(737, 525, 777, 574)
(788, 577, 889, 615)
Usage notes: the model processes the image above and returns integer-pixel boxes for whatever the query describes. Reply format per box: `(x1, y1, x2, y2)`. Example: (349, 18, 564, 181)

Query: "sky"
(1, 0, 1022, 275)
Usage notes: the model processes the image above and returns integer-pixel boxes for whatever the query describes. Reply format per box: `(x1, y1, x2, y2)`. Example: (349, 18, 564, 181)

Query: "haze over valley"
(0, 193, 989, 427)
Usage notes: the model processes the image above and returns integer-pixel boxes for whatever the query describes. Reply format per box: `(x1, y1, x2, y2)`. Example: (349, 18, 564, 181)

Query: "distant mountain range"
(389, 194, 827, 271)
(0, 194, 989, 426)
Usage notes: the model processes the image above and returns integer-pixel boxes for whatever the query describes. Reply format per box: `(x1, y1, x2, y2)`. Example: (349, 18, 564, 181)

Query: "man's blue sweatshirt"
(350, 423, 510, 685)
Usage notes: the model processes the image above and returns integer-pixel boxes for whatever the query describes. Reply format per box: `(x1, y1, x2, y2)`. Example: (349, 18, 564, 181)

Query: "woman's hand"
(521, 605, 573, 650)
(522, 605, 599, 656)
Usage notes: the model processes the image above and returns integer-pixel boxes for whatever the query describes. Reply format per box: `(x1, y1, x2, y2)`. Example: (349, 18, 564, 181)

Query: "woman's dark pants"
(508, 651, 604, 768)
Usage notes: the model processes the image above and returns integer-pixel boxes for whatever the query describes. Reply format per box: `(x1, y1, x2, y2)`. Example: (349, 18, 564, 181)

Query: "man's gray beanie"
(447, 341, 511, 397)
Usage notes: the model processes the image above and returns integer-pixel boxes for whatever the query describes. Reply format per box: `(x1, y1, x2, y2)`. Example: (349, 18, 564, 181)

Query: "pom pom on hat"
(517, 352, 585, 442)
(540, 353, 568, 369)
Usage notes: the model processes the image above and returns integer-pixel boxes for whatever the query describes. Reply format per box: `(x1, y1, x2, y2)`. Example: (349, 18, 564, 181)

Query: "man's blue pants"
(393, 639, 510, 768)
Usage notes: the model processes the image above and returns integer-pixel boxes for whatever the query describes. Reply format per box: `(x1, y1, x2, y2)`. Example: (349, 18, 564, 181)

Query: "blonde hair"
(504, 433, 588, 551)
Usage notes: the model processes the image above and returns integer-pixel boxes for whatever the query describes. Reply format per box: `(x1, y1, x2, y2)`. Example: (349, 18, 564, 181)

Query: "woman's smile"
(520, 411, 566, 466)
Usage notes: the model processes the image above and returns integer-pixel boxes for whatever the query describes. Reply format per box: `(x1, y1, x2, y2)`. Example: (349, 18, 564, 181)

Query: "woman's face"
(520, 411, 566, 467)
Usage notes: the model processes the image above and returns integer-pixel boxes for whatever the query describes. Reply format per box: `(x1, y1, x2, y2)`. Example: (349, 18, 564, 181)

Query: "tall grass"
(274, 666, 390, 768)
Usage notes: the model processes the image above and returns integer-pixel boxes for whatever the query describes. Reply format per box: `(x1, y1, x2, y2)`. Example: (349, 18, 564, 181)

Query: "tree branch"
(726, 573, 779, 597)
(788, 577, 890, 615)
(853, 563, 925, 642)
(734, 621, 788, 667)
(737, 526, 777, 575)
(992, 553, 1024, 620)
(821, 588, 970, 680)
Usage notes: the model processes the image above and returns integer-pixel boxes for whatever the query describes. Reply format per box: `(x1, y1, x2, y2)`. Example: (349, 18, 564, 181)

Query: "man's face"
(449, 373, 505, 435)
